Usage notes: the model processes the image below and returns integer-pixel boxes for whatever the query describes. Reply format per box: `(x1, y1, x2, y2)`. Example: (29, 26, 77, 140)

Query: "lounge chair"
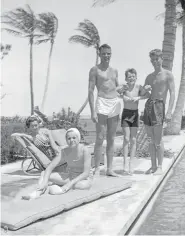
(12, 129, 68, 176)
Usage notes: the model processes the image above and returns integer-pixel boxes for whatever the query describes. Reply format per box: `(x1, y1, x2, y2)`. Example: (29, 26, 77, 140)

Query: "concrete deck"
(1, 132, 185, 235)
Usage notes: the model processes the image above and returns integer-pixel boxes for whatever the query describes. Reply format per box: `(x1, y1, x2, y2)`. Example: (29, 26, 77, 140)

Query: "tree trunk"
(165, 14, 185, 134)
(41, 41, 54, 112)
(162, 0, 177, 71)
(30, 40, 34, 115)
(76, 50, 99, 117)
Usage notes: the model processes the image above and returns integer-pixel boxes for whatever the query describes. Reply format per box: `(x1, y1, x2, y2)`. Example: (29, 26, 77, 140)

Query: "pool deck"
(1, 131, 185, 235)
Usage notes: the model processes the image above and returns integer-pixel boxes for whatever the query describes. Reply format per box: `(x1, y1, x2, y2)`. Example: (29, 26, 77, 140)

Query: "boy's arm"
(166, 72, 175, 121)
(138, 85, 151, 100)
(123, 93, 132, 102)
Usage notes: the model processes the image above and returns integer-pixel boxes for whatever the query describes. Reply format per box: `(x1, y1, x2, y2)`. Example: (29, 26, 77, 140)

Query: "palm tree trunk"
(30, 40, 34, 115)
(162, 0, 177, 71)
(76, 97, 89, 117)
(76, 50, 99, 117)
(166, 14, 185, 134)
(41, 41, 54, 112)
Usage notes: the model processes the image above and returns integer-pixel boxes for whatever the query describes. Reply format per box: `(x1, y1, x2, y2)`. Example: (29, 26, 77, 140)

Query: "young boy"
(118, 68, 150, 175)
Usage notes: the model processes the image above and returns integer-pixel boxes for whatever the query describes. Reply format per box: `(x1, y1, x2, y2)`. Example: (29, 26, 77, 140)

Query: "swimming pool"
(137, 148, 185, 235)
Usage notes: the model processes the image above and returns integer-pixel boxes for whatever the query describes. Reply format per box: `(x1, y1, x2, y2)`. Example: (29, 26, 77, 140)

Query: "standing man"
(143, 49, 175, 175)
(88, 44, 121, 177)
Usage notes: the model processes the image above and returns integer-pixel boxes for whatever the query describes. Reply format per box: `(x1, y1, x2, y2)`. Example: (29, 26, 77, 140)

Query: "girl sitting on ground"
(12, 116, 93, 199)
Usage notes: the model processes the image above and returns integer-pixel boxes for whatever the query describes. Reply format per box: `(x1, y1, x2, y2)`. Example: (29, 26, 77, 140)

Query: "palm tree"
(36, 12, 58, 113)
(1, 5, 41, 114)
(69, 19, 101, 116)
(167, 1, 185, 134)
(162, 0, 178, 70)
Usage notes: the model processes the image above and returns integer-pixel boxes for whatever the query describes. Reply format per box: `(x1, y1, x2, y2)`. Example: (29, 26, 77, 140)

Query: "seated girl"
(12, 115, 93, 200)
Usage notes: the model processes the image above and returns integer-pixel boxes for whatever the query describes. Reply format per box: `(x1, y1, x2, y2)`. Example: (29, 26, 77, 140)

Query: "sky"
(1, 0, 182, 117)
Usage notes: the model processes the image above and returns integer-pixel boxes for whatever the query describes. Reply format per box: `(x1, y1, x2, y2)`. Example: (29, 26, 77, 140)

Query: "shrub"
(1, 122, 27, 164)
(115, 146, 174, 159)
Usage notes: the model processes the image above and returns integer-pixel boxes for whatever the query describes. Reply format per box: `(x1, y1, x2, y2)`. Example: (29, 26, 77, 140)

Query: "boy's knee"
(96, 134, 104, 145)
(107, 135, 114, 146)
(124, 136, 130, 144)
(130, 137, 136, 145)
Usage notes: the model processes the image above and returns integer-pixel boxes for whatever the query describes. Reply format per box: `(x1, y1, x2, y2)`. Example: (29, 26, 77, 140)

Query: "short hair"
(125, 68, 137, 78)
(149, 49, 163, 58)
(25, 115, 40, 128)
(99, 44, 111, 52)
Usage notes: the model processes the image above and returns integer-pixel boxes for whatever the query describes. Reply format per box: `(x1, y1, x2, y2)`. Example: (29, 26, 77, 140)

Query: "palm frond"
(37, 12, 58, 38)
(1, 28, 23, 37)
(1, 14, 30, 34)
(35, 38, 50, 45)
(75, 19, 100, 45)
(155, 12, 165, 21)
(69, 35, 93, 47)
(92, 0, 118, 7)
(2, 5, 37, 35)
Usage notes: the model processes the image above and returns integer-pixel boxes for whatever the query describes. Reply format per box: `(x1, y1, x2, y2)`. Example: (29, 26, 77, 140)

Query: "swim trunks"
(95, 96, 121, 118)
(121, 109, 139, 127)
(143, 98, 165, 126)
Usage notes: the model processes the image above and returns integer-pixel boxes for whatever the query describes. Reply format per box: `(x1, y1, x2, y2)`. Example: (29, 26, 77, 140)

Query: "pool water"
(137, 148, 185, 235)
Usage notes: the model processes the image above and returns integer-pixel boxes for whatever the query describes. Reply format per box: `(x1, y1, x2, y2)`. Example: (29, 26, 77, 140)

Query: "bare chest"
(149, 74, 167, 89)
(96, 68, 116, 87)
(125, 84, 140, 97)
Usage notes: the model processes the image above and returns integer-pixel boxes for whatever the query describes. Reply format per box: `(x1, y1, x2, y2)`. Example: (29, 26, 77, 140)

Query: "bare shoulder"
(89, 66, 97, 75)
(110, 66, 118, 73)
(79, 143, 87, 151)
(146, 73, 153, 80)
(164, 69, 174, 80)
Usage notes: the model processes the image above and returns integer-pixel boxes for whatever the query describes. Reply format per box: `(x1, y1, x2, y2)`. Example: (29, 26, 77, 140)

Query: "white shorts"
(95, 96, 121, 118)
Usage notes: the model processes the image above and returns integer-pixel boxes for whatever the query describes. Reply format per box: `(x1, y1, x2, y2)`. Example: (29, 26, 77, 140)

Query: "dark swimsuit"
(143, 98, 165, 126)
(121, 109, 139, 127)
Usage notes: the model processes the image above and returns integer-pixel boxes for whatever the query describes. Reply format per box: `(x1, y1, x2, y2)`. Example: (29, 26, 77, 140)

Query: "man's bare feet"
(153, 167, 163, 175)
(145, 167, 157, 175)
(106, 169, 123, 177)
